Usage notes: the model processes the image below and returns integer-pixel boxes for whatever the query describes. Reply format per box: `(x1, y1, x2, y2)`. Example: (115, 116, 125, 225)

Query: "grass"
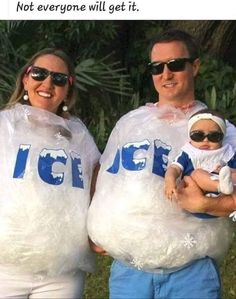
(84, 255, 111, 299)
(220, 224, 236, 299)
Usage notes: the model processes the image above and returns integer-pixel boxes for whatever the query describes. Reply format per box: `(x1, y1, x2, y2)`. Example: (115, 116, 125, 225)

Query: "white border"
(2, 0, 235, 20)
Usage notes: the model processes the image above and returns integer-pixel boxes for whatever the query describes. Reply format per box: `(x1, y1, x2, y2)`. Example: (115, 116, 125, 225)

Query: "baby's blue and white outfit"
(172, 142, 236, 218)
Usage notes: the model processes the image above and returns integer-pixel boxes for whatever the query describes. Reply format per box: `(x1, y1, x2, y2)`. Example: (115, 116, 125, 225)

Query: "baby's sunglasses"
(190, 130, 224, 143)
(148, 58, 195, 75)
(26, 66, 73, 87)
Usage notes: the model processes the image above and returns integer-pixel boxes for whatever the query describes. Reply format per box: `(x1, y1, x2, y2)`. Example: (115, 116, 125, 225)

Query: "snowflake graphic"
(229, 211, 236, 222)
(181, 233, 197, 249)
(130, 257, 144, 270)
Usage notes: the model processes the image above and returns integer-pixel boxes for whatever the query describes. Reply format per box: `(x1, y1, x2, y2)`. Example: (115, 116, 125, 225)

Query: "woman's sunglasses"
(148, 58, 195, 75)
(26, 66, 73, 87)
(190, 130, 224, 143)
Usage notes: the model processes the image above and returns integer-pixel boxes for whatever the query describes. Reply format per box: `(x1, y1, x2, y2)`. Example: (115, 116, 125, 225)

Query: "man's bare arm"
(175, 176, 236, 216)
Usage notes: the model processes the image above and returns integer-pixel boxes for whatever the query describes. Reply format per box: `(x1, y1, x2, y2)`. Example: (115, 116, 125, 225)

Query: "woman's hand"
(89, 239, 108, 256)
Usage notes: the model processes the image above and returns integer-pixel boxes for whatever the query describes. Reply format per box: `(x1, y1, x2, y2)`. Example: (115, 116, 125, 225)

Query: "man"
(88, 29, 236, 299)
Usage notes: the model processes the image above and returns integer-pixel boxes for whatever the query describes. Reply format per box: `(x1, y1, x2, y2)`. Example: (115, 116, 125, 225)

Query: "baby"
(165, 109, 236, 214)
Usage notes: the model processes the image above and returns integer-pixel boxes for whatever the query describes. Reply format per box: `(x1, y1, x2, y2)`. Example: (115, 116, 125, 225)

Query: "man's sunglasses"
(148, 58, 195, 75)
(190, 130, 224, 143)
(26, 66, 73, 87)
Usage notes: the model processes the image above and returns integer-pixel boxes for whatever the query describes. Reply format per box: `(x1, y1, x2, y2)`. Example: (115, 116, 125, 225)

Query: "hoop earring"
(23, 91, 29, 101)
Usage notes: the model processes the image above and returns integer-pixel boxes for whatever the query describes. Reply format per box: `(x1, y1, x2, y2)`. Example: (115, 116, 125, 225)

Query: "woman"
(0, 48, 100, 298)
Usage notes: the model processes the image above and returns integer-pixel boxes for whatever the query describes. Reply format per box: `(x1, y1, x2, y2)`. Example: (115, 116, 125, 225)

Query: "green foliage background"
(1, 20, 236, 149)
(0, 20, 236, 298)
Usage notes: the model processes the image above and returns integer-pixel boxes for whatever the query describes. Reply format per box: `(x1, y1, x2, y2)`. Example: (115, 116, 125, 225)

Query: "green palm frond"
(75, 54, 133, 96)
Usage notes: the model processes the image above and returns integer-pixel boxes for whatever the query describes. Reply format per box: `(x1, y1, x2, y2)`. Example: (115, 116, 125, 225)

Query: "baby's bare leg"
(231, 169, 236, 184)
(191, 169, 219, 192)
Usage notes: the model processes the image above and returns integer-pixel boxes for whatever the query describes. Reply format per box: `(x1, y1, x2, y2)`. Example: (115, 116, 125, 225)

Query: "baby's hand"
(164, 184, 177, 200)
(213, 164, 223, 173)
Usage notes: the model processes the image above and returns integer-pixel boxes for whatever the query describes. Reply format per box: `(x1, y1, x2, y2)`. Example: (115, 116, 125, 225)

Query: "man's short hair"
(149, 29, 199, 60)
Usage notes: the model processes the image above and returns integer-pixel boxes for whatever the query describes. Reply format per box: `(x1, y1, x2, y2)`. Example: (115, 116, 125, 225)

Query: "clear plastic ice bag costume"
(88, 101, 234, 271)
(0, 104, 100, 276)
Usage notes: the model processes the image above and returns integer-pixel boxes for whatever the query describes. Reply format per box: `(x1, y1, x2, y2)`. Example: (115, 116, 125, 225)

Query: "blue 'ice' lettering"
(71, 151, 84, 188)
(152, 139, 171, 177)
(38, 149, 67, 185)
(13, 144, 31, 178)
(107, 149, 120, 174)
(122, 140, 150, 171)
